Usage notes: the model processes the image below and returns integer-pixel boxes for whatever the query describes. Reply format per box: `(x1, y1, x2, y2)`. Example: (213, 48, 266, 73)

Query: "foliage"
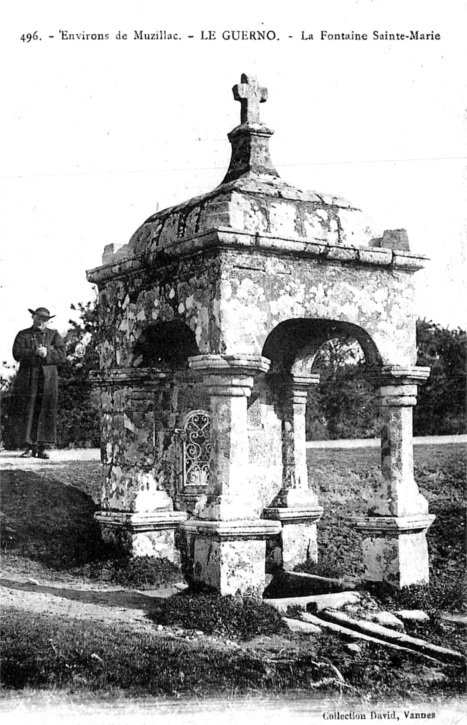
(306, 336, 379, 440)
(306, 321, 466, 440)
(151, 592, 287, 641)
(0, 361, 18, 449)
(414, 319, 466, 435)
(56, 300, 101, 448)
(366, 580, 466, 617)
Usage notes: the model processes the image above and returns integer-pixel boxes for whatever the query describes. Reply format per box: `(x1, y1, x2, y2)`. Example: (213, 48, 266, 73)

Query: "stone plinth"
(263, 506, 323, 570)
(181, 519, 281, 595)
(96, 509, 188, 562)
(352, 514, 435, 588)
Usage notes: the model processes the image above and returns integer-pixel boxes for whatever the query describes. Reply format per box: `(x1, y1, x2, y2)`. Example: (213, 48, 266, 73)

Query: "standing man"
(12, 307, 66, 458)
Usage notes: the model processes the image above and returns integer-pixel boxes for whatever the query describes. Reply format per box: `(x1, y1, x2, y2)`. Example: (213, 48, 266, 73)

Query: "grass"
(1, 607, 465, 702)
(0, 608, 337, 697)
(301, 444, 467, 603)
(77, 555, 182, 589)
(0, 442, 465, 702)
(2, 445, 464, 596)
(0, 467, 182, 589)
(149, 592, 288, 641)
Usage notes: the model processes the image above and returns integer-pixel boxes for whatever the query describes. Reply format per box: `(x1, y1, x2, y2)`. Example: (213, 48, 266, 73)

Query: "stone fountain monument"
(87, 74, 433, 594)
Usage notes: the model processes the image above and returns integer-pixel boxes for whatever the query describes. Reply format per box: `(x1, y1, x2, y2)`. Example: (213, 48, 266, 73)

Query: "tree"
(305, 320, 466, 440)
(414, 319, 466, 435)
(57, 300, 101, 447)
(0, 362, 19, 449)
(306, 336, 379, 440)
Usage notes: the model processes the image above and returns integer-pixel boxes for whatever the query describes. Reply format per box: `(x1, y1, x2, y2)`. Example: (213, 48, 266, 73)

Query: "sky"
(1, 0, 466, 378)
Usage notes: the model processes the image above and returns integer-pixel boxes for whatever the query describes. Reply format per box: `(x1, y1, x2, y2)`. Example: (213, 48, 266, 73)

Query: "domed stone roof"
(101, 74, 413, 268)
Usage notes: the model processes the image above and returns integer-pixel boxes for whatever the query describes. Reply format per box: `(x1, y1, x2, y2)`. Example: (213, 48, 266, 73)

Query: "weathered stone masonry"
(87, 74, 433, 593)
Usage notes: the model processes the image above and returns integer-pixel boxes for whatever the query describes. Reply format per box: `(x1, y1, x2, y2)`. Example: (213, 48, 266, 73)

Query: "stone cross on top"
(233, 73, 268, 125)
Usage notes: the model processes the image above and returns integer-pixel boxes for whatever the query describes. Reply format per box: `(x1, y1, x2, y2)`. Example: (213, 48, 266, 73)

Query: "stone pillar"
(91, 368, 187, 561)
(352, 365, 434, 588)
(181, 355, 281, 595)
(263, 373, 323, 570)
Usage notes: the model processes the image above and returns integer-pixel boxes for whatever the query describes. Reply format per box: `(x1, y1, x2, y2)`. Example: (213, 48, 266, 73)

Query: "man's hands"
(37, 345, 47, 358)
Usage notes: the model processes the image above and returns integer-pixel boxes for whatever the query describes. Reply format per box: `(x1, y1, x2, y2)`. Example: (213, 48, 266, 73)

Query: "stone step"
(301, 612, 442, 663)
(314, 609, 466, 665)
(264, 590, 362, 614)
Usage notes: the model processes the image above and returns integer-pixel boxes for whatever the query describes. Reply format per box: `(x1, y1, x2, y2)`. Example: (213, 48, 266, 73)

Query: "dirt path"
(1, 443, 464, 650)
(0, 449, 184, 636)
(0, 565, 186, 633)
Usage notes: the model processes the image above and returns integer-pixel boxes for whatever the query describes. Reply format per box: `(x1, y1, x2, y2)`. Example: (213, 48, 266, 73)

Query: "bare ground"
(0, 443, 466, 720)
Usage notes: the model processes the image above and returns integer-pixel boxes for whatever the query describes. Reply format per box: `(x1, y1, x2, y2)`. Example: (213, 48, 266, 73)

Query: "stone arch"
(262, 319, 382, 375)
(258, 318, 384, 574)
(132, 320, 199, 370)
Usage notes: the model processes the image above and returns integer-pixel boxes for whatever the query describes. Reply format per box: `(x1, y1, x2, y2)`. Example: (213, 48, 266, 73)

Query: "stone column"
(352, 365, 434, 588)
(181, 354, 281, 595)
(263, 373, 323, 570)
(91, 368, 187, 561)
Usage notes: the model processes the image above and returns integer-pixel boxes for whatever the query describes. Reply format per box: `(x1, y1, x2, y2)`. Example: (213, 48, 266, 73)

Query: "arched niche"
(132, 320, 199, 370)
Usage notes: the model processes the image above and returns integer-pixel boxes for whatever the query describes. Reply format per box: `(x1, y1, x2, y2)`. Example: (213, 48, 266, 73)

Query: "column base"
(351, 514, 435, 589)
(95, 510, 188, 562)
(263, 506, 323, 571)
(180, 519, 281, 595)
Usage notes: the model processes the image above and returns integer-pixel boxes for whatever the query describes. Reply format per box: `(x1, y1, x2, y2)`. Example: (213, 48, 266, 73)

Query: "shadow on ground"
(0, 577, 164, 611)
(0, 468, 102, 569)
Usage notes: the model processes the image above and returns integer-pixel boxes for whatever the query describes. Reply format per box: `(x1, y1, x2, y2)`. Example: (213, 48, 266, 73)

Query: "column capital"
(364, 366, 430, 407)
(189, 354, 271, 396)
(364, 365, 430, 387)
(269, 371, 320, 404)
(269, 371, 320, 387)
(288, 373, 320, 403)
(189, 354, 271, 375)
(289, 372, 320, 388)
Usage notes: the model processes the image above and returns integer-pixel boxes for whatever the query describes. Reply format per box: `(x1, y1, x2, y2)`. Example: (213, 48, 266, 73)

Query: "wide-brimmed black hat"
(28, 307, 55, 320)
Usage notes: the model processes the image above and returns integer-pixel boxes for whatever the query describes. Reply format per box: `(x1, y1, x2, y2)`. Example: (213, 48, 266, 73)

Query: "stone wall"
(90, 235, 423, 525)
(94, 238, 421, 370)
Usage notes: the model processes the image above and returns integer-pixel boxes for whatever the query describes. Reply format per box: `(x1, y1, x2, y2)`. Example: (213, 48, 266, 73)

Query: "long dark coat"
(12, 326, 66, 446)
